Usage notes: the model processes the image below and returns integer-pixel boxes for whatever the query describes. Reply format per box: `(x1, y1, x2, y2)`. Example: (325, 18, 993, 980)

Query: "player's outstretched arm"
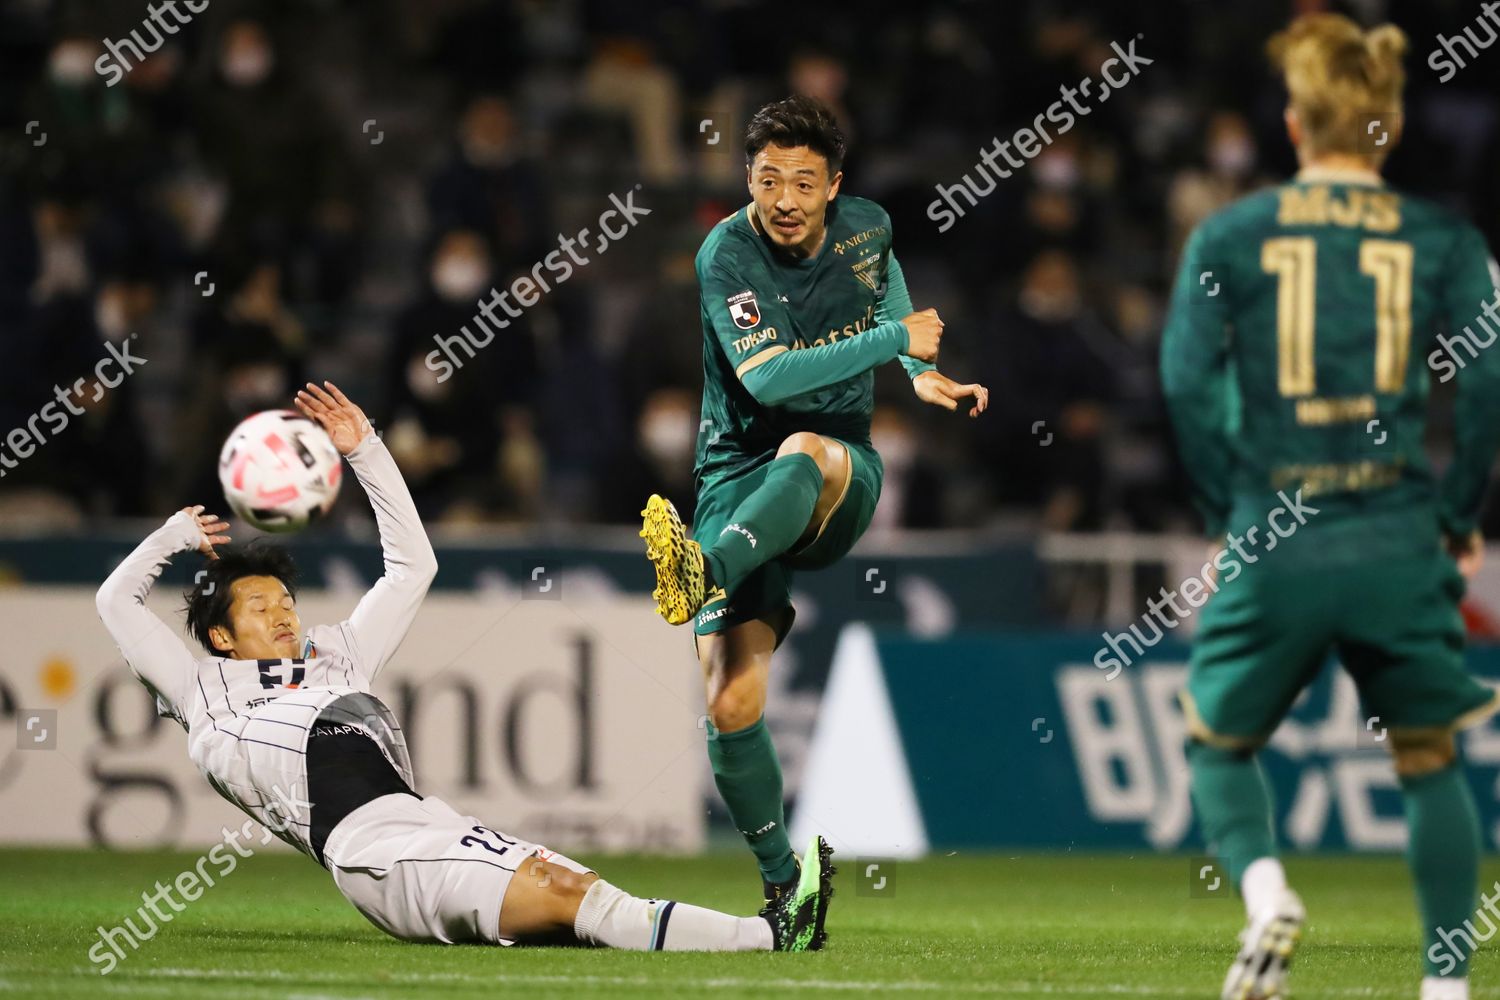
(96, 505, 229, 716)
(704, 255, 914, 406)
(295, 381, 437, 680)
(738, 324, 914, 405)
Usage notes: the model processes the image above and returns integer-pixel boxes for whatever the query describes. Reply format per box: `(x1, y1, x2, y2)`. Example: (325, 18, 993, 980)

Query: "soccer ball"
(218, 410, 343, 532)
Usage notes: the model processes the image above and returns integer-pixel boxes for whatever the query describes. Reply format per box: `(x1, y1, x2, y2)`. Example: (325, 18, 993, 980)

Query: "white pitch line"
(39, 965, 1500, 998)
(7, 976, 378, 1000)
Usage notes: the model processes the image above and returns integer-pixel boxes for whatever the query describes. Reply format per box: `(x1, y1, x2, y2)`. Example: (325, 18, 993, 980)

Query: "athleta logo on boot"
(722, 523, 757, 548)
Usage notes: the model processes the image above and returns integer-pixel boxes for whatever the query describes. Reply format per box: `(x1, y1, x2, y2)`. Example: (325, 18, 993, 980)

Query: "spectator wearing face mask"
(426, 95, 550, 267)
(0, 259, 155, 521)
(600, 387, 699, 526)
(1167, 110, 1273, 256)
(177, 258, 308, 507)
(867, 406, 944, 531)
(193, 20, 364, 304)
(992, 135, 1107, 279)
(977, 249, 1119, 531)
(26, 36, 128, 199)
(380, 230, 541, 522)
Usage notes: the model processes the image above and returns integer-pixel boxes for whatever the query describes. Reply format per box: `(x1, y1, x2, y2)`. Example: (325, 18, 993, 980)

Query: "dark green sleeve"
(878, 252, 935, 380)
(1437, 227, 1500, 536)
(741, 324, 908, 405)
(1160, 225, 1233, 535)
(701, 255, 909, 407)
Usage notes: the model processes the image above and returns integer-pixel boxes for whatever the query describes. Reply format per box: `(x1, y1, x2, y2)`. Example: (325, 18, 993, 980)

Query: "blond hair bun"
(1268, 13, 1408, 158)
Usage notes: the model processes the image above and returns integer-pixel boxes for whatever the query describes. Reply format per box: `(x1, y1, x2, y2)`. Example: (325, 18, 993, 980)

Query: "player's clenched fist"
(901, 308, 943, 363)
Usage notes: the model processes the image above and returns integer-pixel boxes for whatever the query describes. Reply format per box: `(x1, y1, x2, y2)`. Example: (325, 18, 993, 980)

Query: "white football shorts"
(323, 792, 592, 945)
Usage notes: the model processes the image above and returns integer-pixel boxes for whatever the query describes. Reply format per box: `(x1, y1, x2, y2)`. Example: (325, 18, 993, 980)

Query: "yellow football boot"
(639, 494, 705, 625)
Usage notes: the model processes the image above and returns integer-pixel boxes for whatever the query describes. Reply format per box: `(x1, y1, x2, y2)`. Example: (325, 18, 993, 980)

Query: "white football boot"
(1221, 887, 1305, 1000)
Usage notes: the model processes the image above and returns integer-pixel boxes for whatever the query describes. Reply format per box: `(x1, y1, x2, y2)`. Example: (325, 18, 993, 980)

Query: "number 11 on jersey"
(1262, 236, 1414, 397)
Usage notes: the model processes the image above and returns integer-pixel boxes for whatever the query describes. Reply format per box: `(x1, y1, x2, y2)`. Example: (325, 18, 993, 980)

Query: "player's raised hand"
(913, 370, 989, 418)
(180, 504, 231, 559)
(295, 381, 374, 456)
(901, 308, 944, 363)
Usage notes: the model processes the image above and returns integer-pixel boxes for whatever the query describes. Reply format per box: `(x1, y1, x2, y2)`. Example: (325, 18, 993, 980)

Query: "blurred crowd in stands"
(1, 0, 1497, 535)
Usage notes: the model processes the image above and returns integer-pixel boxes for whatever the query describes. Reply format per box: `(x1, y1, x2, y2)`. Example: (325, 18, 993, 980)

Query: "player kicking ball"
(1163, 15, 1500, 1000)
(96, 380, 834, 953)
(640, 95, 988, 904)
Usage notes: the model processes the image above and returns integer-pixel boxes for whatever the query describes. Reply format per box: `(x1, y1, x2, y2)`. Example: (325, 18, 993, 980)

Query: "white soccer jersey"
(95, 434, 437, 859)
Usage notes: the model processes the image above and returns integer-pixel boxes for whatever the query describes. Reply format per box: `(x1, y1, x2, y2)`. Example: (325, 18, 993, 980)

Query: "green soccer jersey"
(693, 195, 932, 486)
(1163, 166, 1500, 558)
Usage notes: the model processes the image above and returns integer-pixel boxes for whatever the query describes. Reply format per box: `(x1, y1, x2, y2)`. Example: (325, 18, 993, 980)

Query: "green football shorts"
(692, 438, 882, 644)
(1182, 549, 1499, 746)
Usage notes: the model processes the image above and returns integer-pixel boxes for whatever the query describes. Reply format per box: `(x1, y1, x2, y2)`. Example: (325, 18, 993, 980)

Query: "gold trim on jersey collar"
(1294, 165, 1386, 187)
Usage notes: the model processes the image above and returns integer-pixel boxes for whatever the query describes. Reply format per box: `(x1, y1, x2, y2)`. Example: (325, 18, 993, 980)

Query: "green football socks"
(702, 453, 822, 595)
(1187, 741, 1278, 886)
(706, 716, 799, 885)
(1401, 762, 1480, 978)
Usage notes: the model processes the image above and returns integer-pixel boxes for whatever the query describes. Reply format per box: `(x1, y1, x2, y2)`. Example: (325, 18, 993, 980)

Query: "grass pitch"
(0, 848, 1495, 999)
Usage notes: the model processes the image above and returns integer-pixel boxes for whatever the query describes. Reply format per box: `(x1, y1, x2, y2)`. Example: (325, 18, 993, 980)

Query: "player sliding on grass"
(96, 380, 834, 953)
(1163, 15, 1500, 1000)
(640, 96, 988, 903)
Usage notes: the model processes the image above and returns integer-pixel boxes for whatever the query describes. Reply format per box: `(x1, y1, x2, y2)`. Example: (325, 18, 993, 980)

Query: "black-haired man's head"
(184, 545, 302, 659)
(743, 95, 846, 258)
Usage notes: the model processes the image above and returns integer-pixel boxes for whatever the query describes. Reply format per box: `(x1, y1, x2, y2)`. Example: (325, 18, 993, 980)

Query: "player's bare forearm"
(912, 369, 989, 418)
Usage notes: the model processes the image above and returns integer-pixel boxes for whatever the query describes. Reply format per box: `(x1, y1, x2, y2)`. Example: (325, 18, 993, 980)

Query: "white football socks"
(573, 879, 773, 951)
(1420, 976, 1469, 1000)
(1241, 857, 1289, 921)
